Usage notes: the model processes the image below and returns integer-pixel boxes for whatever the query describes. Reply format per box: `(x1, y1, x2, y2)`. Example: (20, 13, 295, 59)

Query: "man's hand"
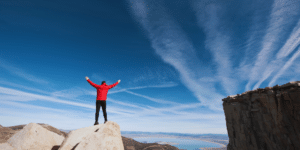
(118, 80, 121, 83)
(85, 76, 89, 80)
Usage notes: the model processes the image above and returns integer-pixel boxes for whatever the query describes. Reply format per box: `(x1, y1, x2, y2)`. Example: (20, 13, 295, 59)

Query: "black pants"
(95, 100, 107, 122)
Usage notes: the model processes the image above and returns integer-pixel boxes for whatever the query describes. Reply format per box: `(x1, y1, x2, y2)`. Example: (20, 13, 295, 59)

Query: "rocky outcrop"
(59, 121, 124, 150)
(223, 81, 300, 150)
(1, 123, 180, 150)
(0, 123, 64, 150)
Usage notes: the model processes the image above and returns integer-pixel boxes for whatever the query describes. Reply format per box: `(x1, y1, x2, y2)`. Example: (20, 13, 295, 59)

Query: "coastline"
(126, 135, 227, 148)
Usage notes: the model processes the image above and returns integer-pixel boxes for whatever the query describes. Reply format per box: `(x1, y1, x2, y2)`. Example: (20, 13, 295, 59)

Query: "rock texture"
(59, 121, 124, 150)
(223, 81, 300, 150)
(1, 123, 64, 150)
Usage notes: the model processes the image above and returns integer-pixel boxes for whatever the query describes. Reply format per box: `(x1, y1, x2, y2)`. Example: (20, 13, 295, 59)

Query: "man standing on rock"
(85, 76, 120, 125)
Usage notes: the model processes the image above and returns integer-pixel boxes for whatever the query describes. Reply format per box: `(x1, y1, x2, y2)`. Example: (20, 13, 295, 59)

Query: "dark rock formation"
(222, 81, 300, 150)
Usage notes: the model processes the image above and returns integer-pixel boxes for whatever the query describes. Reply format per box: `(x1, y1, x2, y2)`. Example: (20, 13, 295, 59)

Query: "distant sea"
(132, 137, 224, 150)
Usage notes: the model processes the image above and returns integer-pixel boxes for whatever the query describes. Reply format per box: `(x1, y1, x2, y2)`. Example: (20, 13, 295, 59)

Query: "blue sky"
(1, 0, 300, 134)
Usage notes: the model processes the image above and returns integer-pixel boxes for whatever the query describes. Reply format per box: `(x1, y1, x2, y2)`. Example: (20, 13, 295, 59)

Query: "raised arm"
(108, 80, 121, 89)
(86, 76, 100, 88)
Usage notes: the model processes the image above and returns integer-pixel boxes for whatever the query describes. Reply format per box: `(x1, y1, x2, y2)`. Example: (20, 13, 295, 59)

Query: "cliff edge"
(222, 81, 300, 150)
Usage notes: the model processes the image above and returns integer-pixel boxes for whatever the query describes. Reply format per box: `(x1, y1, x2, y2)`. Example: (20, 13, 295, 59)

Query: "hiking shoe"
(94, 122, 99, 125)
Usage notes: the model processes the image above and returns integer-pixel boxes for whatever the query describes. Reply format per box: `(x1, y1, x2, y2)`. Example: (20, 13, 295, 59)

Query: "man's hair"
(102, 81, 106, 85)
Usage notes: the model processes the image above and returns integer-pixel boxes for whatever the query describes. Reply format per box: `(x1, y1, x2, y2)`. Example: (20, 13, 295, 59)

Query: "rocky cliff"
(222, 81, 300, 150)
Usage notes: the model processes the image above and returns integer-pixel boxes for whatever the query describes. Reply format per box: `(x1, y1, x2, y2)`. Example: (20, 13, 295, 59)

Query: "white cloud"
(0, 59, 49, 84)
(108, 82, 178, 94)
(0, 86, 133, 116)
(0, 80, 51, 95)
(0, 86, 227, 133)
(125, 90, 179, 105)
(0, 100, 67, 113)
(108, 98, 147, 110)
(127, 0, 225, 112)
(245, 0, 300, 90)
(51, 87, 90, 99)
(276, 19, 300, 59)
(269, 47, 300, 86)
(192, 1, 237, 96)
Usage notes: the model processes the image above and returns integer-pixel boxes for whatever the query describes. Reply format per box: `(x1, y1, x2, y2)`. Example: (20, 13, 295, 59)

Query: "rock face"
(222, 81, 300, 150)
(59, 121, 124, 150)
(1, 123, 64, 150)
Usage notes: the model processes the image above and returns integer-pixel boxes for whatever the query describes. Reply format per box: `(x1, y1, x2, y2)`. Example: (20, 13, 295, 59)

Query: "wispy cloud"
(0, 80, 51, 95)
(130, 66, 178, 85)
(51, 87, 90, 99)
(0, 85, 226, 133)
(192, 1, 237, 96)
(78, 82, 178, 97)
(0, 59, 49, 84)
(0, 86, 132, 116)
(263, 19, 300, 86)
(108, 98, 147, 110)
(276, 19, 300, 59)
(0, 107, 93, 130)
(125, 90, 179, 105)
(269, 47, 300, 86)
(245, 0, 300, 90)
(127, 0, 225, 111)
(238, 0, 270, 89)
(0, 100, 67, 113)
(108, 82, 178, 94)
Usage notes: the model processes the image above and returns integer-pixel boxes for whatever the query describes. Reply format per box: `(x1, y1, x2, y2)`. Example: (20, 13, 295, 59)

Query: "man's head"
(102, 81, 106, 85)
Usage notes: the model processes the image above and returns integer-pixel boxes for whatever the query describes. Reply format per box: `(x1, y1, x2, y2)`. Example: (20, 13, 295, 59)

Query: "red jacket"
(87, 79, 119, 100)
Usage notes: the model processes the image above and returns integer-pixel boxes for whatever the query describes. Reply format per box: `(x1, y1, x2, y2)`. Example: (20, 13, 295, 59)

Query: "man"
(85, 76, 120, 125)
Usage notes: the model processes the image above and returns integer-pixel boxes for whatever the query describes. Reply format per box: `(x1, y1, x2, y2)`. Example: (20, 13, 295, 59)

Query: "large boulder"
(59, 121, 124, 150)
(6, 123, 64, 150)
